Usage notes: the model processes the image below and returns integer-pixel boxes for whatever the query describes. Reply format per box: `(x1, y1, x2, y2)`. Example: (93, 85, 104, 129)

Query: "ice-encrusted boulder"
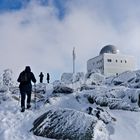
(2, 69, 13, 87)
(31, 108, 97, 140)
(61, 73, 73, 84)
(53, 85, 73, 94)
(0, 86, 10, 104)
(105, 70, 140, 88)
(112, 71, 136, 85)
(77, 86, 139, 111)
(53, 81, 73, 94)
(61, 72, 85, 85)
(73, 72, 85, 83)
(86, 73, 105, 85)
(33, 83, 46, 94)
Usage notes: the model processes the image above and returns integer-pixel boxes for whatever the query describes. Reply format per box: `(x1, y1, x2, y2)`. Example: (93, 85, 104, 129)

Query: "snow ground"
(109, 110, 140, 140)
(0, 80, 140, 140)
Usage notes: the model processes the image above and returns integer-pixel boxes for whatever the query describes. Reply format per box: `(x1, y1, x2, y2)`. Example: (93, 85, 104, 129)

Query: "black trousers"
(20, 91, 31, 108)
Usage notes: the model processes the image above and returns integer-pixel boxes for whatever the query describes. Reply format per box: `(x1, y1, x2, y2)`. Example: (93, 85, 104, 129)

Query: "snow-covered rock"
(61, 72, 85, 85)
(113, 71, 136, 85)
(31, 108, 97, 140)
(61, 73, 73, 84)
(76, 86, 139, 111)
(86, 73, 105, 85)
(105, 70, 140, 89)
(2, 69, 13, 87)
(33, 83, 46, 94)
(53, 83, 73, 94)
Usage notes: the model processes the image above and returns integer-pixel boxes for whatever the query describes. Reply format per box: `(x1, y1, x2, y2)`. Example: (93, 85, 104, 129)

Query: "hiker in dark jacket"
(39, 72, 44, 83)
(47, 73, 50, 83)
(17, 66, 36, 112)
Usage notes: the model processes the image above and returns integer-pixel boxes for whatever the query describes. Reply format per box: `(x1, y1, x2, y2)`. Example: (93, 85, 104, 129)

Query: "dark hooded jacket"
(17, 66, 36, 92)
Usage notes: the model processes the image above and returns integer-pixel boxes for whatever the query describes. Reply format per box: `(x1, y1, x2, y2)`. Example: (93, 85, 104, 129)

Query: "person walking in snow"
(47, 73, 50, 83)
(39, 72, 44, 83)
(17, 66, 36, 112)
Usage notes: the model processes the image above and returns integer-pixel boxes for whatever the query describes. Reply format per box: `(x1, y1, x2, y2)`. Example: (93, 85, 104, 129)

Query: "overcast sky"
(0, 0, 140, 82)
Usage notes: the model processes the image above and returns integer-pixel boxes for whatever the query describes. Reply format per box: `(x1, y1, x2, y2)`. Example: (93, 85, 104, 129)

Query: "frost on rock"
(61, 72, 85, 85)
(86, 107, 116, 124)
(94, 120, 110, 140)
(61, 73, 73, 84)
(33, 83, 46, 94)
(86, 73, 105, 86)
(31, 108, 97, 140)
(53, 81, 73, 94)
(2, 69, 13, 87)
(0, 86, 10, 104)
(105, 70, 140, 88)
(78, 86, 139, 111)
(0, 85, 8, 93)
(113, 71, 136, 85)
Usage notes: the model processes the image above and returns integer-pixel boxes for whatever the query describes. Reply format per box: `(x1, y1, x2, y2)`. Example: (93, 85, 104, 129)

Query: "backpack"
(20, 72, 29, 83)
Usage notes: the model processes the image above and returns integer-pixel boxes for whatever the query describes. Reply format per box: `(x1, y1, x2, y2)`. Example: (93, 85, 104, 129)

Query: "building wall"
(87, 55, 104, 74)
(103, 53, 136, 76)
(87, 53, 136, 76)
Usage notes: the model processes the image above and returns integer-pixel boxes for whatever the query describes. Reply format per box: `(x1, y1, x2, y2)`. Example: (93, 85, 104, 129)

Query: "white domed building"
(87, 45, 136, 76)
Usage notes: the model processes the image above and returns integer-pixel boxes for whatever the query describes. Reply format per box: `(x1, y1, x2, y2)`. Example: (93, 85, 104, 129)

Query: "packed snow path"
(0, 103, 47, 140)
(0, 84, 53, 140)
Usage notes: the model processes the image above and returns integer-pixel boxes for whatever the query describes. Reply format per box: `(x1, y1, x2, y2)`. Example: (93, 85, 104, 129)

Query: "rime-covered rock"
(105, 70, 140, 89)
(86, 73, 105, 85)
(33, 83, 46, 94)
(31, 108, 97, 140)
(53, 85, 73, 94)
(61, 73, 73, 84)
(80, 84, 96, 91)
(0, 85, 8, 93)
(2, 69, 13, 87)
(61, 72, 85, 85)
(113, 71, 136, 85)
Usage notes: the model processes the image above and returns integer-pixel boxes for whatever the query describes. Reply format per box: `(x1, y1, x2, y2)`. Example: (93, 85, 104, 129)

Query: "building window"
(116, 60, 118, 62)
(125, 60, 127, 63)
(120, 60, 123, 63)
(107, 59, 112, 62)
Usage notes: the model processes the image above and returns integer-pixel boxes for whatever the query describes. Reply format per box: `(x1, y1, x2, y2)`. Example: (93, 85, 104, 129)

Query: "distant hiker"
(47, 73, 50, 83)
(39, 72, 44, 83)
(17, 66, 36, 112)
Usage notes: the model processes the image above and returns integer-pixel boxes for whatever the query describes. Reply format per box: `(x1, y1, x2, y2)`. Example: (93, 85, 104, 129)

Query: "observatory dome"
(100, 45, 119, 55)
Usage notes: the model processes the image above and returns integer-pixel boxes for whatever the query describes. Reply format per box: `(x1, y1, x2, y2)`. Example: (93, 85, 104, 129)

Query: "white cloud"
(0, 0, 140, 81)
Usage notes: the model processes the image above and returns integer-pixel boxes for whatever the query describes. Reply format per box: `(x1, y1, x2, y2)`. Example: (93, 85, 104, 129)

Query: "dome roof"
(99, 45, 119, 55)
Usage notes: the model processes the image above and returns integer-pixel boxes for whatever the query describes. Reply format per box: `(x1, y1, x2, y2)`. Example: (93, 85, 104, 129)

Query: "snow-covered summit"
(0, 70, 140, 140)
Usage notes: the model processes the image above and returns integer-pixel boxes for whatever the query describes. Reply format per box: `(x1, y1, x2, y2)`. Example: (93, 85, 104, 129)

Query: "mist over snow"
(0, 0, 140, 80)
